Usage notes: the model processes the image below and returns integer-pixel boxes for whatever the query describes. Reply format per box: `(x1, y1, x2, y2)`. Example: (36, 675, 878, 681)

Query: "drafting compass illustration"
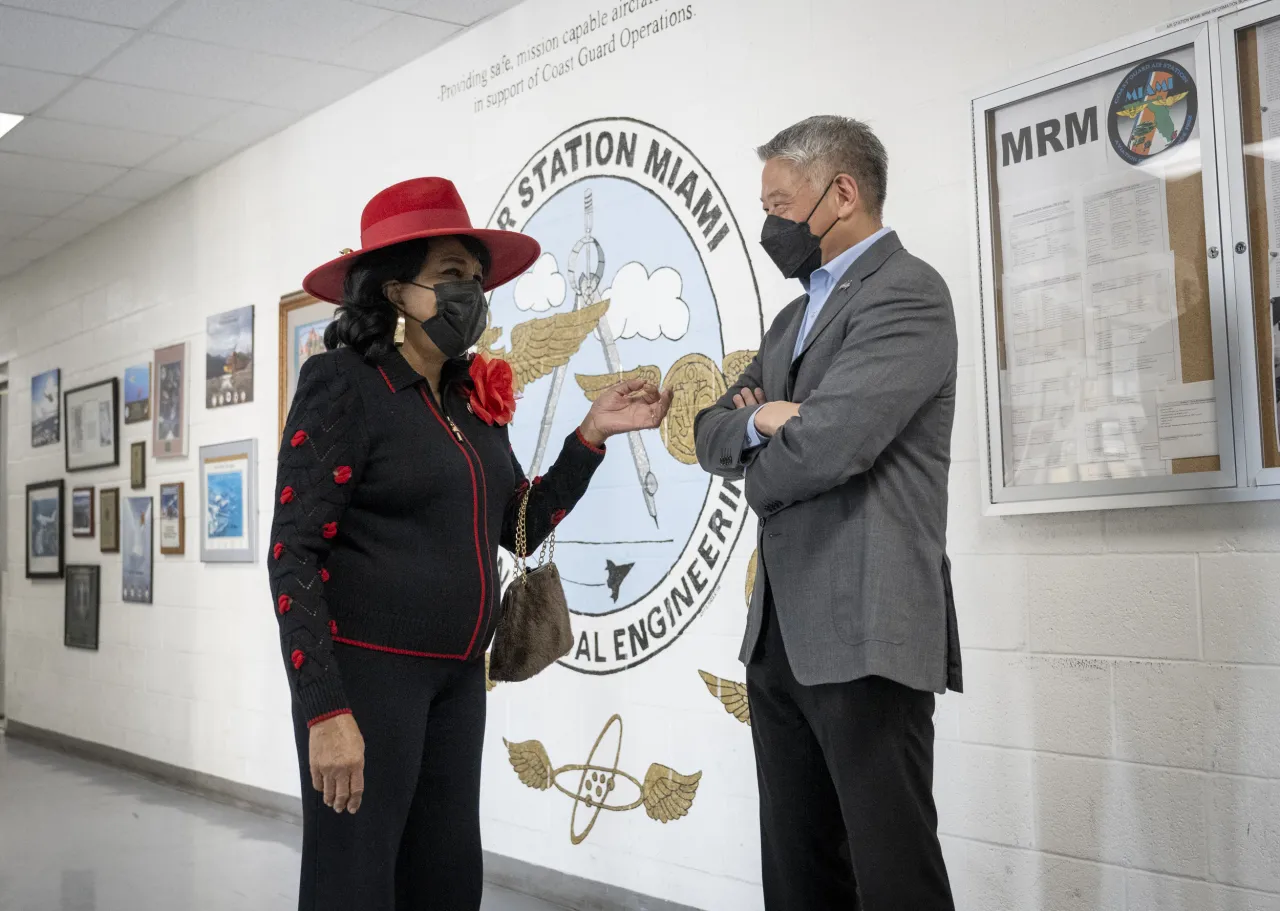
(528, 190, 661, 525)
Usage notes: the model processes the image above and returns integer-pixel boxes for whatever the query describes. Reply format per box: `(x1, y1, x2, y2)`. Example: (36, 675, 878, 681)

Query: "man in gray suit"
(694, 115, 961, 910)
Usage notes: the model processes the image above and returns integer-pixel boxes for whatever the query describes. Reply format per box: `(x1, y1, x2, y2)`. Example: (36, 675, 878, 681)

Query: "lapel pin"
(837, 281, 852, 292)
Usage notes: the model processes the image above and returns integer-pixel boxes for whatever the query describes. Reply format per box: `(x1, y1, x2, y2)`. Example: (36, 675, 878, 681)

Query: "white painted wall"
(2, 0, 1279, 909)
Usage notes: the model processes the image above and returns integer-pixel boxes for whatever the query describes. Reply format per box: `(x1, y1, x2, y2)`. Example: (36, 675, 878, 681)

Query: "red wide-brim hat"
(302, 177, 540, 303)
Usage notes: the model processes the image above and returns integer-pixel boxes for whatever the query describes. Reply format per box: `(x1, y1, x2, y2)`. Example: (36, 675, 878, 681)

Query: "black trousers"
(291, 643, 487, 911)
(747, 593, 954, 911)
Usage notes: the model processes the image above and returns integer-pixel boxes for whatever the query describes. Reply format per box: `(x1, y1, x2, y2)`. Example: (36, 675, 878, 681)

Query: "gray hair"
(756, 115, 888, 217)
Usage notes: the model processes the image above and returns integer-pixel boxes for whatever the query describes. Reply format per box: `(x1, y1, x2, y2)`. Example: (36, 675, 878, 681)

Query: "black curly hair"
(324, 236, 492, 359)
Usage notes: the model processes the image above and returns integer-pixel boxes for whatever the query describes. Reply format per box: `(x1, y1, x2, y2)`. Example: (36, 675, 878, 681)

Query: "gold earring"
(394, 314, 406, 346)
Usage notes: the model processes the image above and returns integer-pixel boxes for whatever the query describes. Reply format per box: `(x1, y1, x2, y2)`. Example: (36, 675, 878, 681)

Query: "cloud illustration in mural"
(514, 253, 568, 313)
(600, 262, 689, 341)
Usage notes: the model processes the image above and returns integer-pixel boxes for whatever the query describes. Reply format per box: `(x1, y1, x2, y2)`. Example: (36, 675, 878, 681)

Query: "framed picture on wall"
(131, 441, 146, 489)
(122, 496, 153, 603)
(206, 305, 255, 408)
(26, 480, 64, 579)
(200, 439, 257, 563)
(124, 363, 151, 424)
(279, 291, 336, 438)
(71, 487, 95, 537)
(100, 487, 120, 553)
(64, 378, 119, 472)
(64, 565, 101, 651)
(153, 342, 188, 458)
(31, 368, 60, 448)
(159, 482, 185, 556)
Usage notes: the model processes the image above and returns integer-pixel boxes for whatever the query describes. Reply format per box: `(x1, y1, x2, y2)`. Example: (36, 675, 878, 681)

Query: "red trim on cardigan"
(277, 594, 292, 615)
(320, 568, 330, 582)
(417, 387, 487, 659)
(551, 509, 567, 526)
(333, 465, 352, 485)
(291, 430, 308, 448)
(377, 366, 396, 393)
(273, 542, 284, 560)
(279, 486, 295, 505)
(322, 522, 338, 540)
(576, 428, 606, 455)
(291, 649, 306, 669)
(307, 708, 352, 728)
(333, 635, 466, 660)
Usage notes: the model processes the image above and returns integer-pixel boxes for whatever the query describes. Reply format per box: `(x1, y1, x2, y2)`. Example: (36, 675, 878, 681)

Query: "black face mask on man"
(403, 279, 489, 358)
(759, 177, 839, 282)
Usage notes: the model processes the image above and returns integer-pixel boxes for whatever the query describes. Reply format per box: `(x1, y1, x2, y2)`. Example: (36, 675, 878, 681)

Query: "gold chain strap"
(514, 484, 555, 585)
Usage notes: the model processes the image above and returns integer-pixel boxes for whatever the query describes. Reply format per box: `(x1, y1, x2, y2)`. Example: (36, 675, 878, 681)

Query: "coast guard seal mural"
(486, 118, 763, 674)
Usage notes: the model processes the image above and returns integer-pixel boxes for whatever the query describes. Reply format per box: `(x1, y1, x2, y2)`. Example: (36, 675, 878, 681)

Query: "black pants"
(291, 644, 487, 911)
(747, 594, 954, 911)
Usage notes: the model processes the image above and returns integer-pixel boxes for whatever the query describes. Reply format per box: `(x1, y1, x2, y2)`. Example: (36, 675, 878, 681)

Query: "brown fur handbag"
(488, 486, 574, 682)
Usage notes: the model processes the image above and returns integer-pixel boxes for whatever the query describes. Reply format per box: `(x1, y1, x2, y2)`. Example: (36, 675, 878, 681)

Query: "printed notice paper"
(1157, 380, 1219, 460)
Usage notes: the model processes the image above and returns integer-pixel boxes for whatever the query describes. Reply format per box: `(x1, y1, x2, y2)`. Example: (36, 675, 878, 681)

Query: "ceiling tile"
(0, 247, 37, 277)
(347, 0, 422, 11)
(26, 217, 98, 244)
(0, 186, 84, 216)
(94, 33, 312, 103)
(195, 104, 298, 146)
(3, 235, 64, 260)
(143, 138, 236, 175)
(0, 117, 176, 168)
(98, 168, 186, 200)
(155, 0, 394, 62)
(334, 13, 458, 72)
(0, 212, 46, 238)
(0, 7, 133, 75)
(0, 151, 125, 194)
(257, 62, 376, 113)
(405, 0, 519, 26)
(0, 0, 179, 28)
(0, 66, 76, 115)
(58, 195, 139, 223)
(43, 80, 241, 136)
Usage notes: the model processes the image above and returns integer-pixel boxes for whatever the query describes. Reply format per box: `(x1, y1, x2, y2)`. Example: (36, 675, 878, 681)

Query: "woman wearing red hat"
(268, 177, 671, 910)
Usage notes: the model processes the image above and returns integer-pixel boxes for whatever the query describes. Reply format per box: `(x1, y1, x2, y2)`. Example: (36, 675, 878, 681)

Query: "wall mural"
(486, 117, 762, 675)
(505, 714, 702, 844)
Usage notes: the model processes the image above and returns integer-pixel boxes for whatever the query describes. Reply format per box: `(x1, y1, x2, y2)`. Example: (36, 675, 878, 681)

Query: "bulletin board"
(973, 21, 1239, 513)
(1236, 26, 1280, 469)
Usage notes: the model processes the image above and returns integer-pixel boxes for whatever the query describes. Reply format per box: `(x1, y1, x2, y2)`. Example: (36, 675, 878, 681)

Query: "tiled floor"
(0, 733, 567, 911)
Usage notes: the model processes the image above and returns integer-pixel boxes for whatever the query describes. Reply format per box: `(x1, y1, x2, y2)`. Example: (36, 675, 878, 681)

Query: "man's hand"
(310, 712, 365, 814)
(733, 387, 766, 410)
(753, 402, 801, 437)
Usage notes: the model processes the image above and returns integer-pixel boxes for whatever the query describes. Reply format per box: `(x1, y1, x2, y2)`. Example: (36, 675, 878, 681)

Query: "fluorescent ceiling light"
(0, 113, 22, 140)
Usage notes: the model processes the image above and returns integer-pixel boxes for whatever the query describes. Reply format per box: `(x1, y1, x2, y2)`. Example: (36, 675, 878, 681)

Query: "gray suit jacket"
(694, 231, 962, 694)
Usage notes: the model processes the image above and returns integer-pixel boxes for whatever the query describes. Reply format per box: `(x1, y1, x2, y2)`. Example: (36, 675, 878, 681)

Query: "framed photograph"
(207, 305, 255, 409)
(153, 343, 188, 458)
(279, 291, 336, 438)
(64, 565, 101, 651)
(64, 378, 119, 472)
(159, 482, 185, 555)
(131, 441, 146, 489)
(100, 488, 120, 553)
(31, 368, 60, 448)
(26, 480, 64, 579)
(122, 496, 153, 603)
(71, 487, 95, 537)
(124, 363, 151, 424)
(200, 439, 258, 563)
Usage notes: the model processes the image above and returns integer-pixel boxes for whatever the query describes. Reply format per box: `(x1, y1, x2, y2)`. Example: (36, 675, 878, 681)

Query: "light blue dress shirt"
(744, 226, 893, 449)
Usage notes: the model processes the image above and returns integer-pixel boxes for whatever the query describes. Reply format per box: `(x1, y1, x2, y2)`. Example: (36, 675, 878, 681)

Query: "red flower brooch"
(467, 354, 516, 426)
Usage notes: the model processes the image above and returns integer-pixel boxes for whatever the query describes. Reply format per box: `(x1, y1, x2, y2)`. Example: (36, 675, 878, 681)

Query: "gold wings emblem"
(504, 739, 554, 791)
(721, 350, 758, 387)
(642, 764, 702, 823)
(1147, 91, 1189, 108)
(574, 366, 662, 402)
(482, 300, 610, 393)
(698, 670, 751, 726)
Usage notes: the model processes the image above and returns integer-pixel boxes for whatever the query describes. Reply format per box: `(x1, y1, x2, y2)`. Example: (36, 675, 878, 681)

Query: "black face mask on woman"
(759, 177, 838, 282)
(405, 279, 489, 358)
